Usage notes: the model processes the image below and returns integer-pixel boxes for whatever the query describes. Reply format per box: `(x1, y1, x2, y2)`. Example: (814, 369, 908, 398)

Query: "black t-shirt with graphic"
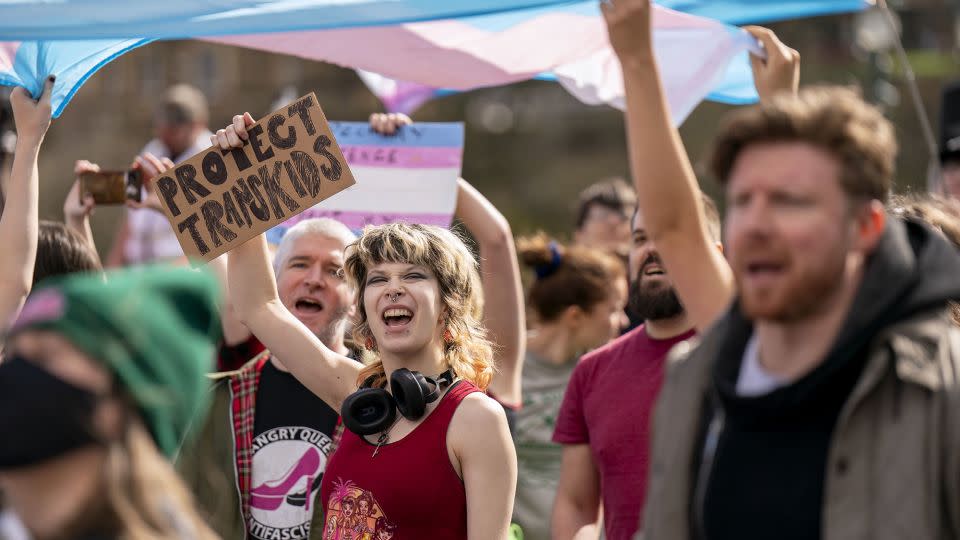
(248, 359, 339, 540)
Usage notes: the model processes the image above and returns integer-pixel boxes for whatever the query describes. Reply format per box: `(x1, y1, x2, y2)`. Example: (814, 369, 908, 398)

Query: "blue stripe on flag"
(0, 0, 584, 40)
(0, 1, 869, 40)
(328, 122, 465, 148)
(2, 40, 151, 117)
(658, 0, 870, 25)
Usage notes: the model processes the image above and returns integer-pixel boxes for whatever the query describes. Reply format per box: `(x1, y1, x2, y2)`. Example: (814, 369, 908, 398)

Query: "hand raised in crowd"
(212, 112, 256, 150)
(64, 160, 98, 224)
(369, 112, 412, 135)
(601, 0, 737, 334)
(454, 177, 526, 409)
(10, 76, 54, 145)
(0, 77, 55, 338)
(600, 0, 653, 63)
(745, 26, 801, 102)
(62, 160, 102, 262)
(129, 152, 175, 213)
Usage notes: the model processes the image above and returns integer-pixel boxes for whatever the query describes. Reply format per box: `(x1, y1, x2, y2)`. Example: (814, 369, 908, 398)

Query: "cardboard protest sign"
(154, 93, 355, 262)
(265, 121, 463, 243)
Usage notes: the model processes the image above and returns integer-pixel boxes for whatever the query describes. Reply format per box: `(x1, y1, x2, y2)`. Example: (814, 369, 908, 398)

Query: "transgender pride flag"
(210, 3, 762, 123)
(0, 0, 870, 121)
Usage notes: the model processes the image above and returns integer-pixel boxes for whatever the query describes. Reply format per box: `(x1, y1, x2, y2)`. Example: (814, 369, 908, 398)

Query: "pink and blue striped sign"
(266, 122, 463, 243)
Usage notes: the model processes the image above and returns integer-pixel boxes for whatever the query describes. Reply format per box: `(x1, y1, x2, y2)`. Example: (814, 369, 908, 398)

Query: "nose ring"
(389, 292, 401, 302)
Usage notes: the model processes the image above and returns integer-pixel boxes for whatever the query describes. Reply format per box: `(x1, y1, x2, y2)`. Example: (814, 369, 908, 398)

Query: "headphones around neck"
(341, 368, 455, 436)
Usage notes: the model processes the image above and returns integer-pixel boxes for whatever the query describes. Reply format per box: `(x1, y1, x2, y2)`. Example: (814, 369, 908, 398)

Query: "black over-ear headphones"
(341, 368, 455, 436)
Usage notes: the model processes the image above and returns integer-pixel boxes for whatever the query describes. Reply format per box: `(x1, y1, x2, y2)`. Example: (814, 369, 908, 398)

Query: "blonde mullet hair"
(345, 223, 494, 390)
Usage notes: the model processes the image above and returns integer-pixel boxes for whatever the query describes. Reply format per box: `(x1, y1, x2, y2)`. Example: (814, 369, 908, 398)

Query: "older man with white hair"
(179, 217, 358, 540)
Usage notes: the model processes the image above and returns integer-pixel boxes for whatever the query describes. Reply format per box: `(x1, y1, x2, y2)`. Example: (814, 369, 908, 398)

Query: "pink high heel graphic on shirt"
(251, 447, 322, 511)
(286, 474, 324, 509)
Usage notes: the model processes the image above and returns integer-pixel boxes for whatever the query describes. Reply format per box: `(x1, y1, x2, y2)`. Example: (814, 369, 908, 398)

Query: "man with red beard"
(551, 195, 720, 540)
(601, 1, 960, 539)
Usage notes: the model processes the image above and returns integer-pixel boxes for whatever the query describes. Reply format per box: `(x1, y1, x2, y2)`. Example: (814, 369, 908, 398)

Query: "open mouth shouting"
(293, 296, 324, 317)
(642, 263, 666, 277)
(743, 260, 786, 288)
(382, 306, 414, 331)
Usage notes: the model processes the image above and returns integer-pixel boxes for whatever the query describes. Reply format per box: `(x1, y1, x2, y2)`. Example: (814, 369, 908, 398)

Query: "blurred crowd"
(1, 1, 960, 539)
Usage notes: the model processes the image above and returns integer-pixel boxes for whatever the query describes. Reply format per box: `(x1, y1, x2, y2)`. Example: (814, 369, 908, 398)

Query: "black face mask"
(0, 353, 102, 469)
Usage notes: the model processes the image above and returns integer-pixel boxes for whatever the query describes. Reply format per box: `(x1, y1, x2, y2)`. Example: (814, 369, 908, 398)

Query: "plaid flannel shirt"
(227, 348, 354, 528)
(229, 351, 271, 525)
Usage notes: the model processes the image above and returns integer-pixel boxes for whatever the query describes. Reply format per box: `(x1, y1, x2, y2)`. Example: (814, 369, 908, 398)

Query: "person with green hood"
(0, 266, 223, 540)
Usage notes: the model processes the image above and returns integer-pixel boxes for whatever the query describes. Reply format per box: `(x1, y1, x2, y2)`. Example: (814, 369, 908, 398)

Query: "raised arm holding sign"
(218, 105, 516, 540)
(155, 93, 355, 262)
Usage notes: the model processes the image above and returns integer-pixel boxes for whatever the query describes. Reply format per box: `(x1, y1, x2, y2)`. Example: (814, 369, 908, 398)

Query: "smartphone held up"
(79, 169, 143, 205)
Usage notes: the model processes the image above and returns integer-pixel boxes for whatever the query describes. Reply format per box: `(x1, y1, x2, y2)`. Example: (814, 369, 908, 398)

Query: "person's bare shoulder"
(449, 392, 510, 447)
(455, 392, 507, 426)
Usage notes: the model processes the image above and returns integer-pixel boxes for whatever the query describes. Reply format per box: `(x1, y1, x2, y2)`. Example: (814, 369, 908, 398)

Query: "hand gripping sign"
(154, 93, 356, 262)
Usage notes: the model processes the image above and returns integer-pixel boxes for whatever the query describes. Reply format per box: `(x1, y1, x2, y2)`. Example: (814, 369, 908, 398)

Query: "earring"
(365, 336, 376, 350)
(443, 328, 454, 343)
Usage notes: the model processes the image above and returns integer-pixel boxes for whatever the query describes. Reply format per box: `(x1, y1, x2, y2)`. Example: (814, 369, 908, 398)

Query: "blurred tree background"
(14, 1, 960, 257)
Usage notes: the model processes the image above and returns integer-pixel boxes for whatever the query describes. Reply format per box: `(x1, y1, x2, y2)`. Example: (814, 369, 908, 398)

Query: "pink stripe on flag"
(357, 70, 440, 114)
(653, 5, 727, 29)
(0, 42, 20, 72)
(281, 209, 451, 230)
(341, 146, 462, 168)
(205, 12, 605, 91)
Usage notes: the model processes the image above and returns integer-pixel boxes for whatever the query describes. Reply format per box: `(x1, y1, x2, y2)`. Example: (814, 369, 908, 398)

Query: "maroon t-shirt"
(553, 325, 696, 540)
(319, 381, 480, 539)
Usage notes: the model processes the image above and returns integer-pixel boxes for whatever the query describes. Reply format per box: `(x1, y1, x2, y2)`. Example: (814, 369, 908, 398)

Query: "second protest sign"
(155, 92, 356, 262)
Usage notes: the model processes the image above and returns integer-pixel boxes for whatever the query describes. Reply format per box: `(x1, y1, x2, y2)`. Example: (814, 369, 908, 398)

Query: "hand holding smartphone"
(78, 169, 143, 205)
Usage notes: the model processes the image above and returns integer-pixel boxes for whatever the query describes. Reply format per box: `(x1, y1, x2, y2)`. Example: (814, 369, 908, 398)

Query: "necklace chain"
(372, 417, 399, 458)
(372, 430, 389, 458)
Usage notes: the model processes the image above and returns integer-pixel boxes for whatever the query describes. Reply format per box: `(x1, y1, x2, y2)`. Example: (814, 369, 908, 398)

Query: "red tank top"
(318, 380, 479, 540)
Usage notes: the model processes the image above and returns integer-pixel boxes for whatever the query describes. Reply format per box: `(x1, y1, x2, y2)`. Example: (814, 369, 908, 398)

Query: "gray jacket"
(640, 220, 960, 540)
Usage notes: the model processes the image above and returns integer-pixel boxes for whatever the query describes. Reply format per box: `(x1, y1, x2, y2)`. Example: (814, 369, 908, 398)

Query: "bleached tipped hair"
(272, 218, 358, 275)
(345, 222, 494, 391)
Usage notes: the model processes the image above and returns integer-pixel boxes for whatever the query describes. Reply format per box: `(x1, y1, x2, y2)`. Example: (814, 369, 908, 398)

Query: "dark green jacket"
(177, 354, 327, 539)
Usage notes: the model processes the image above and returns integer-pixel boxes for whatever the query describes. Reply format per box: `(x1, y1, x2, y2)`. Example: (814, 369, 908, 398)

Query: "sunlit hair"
(35, 220, 102, 286)
(889, 193, 960, 249)
(888, 192, 960, 327)
(517, 233, 625, 323)
(710, 85, 896, 204)
(272, 217, 357, 275)
(344, 223, 493, 390)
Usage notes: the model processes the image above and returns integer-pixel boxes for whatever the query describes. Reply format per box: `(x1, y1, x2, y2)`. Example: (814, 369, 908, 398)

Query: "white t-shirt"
(0, 510, 30, 540)
(124, 132, 212, 265)
(736, 333, 787, 397)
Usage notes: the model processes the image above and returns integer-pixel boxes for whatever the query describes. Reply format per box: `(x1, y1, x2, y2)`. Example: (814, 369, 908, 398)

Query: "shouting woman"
(218, 113, 516, 539)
